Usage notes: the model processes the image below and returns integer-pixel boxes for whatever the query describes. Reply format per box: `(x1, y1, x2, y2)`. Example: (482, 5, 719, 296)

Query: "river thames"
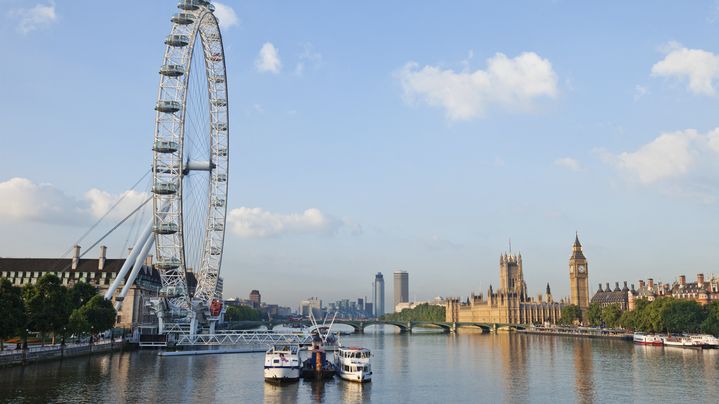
(1, 329, 718, 403)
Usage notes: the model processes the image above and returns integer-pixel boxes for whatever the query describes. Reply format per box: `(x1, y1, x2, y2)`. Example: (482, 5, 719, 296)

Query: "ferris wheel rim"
(151, 1, 229, 313)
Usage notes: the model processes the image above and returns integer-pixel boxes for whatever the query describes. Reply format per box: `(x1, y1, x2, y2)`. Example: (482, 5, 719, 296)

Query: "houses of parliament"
(446, 235, 590, 325)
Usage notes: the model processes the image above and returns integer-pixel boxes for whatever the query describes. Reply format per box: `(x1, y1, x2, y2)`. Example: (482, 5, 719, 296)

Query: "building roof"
(0, 258, 125, 273)
(591, 290, 628, 304)
(0, 257, 196, 288)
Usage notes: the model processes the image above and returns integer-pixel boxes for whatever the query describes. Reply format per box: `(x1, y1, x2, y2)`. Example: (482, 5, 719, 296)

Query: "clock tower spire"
(569, 232, 589, 320)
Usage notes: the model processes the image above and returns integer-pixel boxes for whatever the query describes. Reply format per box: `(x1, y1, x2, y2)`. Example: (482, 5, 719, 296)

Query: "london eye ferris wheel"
(152, 0, 229, 315)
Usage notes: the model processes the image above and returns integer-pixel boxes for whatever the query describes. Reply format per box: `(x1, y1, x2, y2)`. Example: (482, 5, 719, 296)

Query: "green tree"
(662, 299, 704, 333)
(631, 299, 652, 332)
(587, 303, 602, 326)
(701, 301, 719, 337)
(381, 304, 446, 322)
(68, 282, 98, 311)
(559, 305, 582, 325)
(600, 304, 622, 328)
(24, 274, 69, 345)
(81, 295, 117, 334)
(0, 279, 25, 351)
(225, 305, 261, 321)
(68, 309, 91, 336)
(618, 309, 635, 330)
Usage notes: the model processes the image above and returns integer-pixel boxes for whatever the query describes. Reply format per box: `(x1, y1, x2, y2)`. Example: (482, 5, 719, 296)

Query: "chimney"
(639, 280, 645, 289)
(623, 281, 629, 292)
(598, 283, 603, 292)
(679, 275, 686, 286)
(606, 282, 610, 292)
(697, 273, 705, 286)
(631, 283, 635, 292)
(71, 245, 81, 270)
(615, 282, 620, 292)
(145, 255, 153, 266)
(98, 245, 107, 271)
(648, 278, 654, 289)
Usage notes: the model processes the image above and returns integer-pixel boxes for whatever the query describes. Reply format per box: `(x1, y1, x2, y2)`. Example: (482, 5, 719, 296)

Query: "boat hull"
(264, 367, 300, 383)
(337, 370, 372, 383)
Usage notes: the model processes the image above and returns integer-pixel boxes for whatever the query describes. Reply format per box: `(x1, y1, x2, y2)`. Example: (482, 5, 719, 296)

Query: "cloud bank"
(398, 52, 558, 120)
(227, 207, 359, 238)
(0, 178, 150, 225)
(651, 42, 719, 95)
(8, 2, 57, 34)
(601, 128, 719, 202)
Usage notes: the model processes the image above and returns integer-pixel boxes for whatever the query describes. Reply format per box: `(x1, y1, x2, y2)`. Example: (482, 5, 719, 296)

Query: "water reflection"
(2, 334, 719, 403)
(263, 380, 299, 404)
(573, 339, 594, 404)
(339, 379, 371, 403)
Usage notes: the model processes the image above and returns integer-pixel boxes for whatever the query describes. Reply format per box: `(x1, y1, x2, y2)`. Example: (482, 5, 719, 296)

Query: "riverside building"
(446, 236, 590, 325)
(0, 245, 197, 331)
(393, 270, 409, 312)
(373, 272, 385, 317)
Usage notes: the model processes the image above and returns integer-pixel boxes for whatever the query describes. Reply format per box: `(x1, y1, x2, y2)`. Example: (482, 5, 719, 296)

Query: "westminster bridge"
(222, 319, 527, 334)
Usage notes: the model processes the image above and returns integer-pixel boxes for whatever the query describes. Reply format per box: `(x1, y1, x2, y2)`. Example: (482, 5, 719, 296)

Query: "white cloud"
(397, 51, 558, 120)
(8, 2, 57, 34)
(212, 2, 239, 30)
(0, 178, 150, 225)
(603, 128, 719, 185)
(84, 189, 151, 221)
(554, 157, 582, 172)
(255, 42, 282, 74)
(651, 42, 719, 95)
(227, 207, 357, 238)
(0, 178, 84, 224)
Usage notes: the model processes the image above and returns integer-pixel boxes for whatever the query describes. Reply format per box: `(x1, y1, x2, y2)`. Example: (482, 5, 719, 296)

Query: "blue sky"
(2, 1, 719, 310)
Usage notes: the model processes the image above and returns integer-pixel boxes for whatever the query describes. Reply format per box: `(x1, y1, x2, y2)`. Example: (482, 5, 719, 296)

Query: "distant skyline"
(2, 1, 719, 308)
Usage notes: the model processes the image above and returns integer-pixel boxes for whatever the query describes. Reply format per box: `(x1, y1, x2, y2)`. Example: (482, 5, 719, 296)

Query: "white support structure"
(104, 219, 154, 300)
(114, 235, 155, 311)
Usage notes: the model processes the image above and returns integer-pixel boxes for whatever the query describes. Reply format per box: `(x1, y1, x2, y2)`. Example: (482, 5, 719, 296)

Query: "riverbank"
(518, 325, 632, 340)
(0, 339, 126, 368)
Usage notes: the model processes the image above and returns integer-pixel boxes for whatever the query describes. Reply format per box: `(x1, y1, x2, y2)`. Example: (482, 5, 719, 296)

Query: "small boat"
(699, 334, 719, 349)
(662, 335, 694, 348)
(264, 344, 301, 383)
(633, 332, 663, 346)
(335, 346, 372, 383)
(300, 337, 337, 380)
(686, 334, 719, 349)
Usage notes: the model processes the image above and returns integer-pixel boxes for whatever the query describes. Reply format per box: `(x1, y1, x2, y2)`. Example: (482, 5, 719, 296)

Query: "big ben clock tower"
(569, 233, 589, 319)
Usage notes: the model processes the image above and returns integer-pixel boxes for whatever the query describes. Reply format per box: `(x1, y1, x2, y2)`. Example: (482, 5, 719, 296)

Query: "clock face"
(578, 265, 586, 273)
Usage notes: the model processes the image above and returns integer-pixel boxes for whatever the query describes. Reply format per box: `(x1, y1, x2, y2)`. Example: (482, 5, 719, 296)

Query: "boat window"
(273, 359, 279, 364)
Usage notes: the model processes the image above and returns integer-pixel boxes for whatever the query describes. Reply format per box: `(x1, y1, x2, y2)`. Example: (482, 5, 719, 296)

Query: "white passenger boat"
(264, 344, 301, 383)
(633, 332, 663, 346)
(687, 334, 719, 349)
(335, 346, 372, 383)
(661, 335, 693, 348)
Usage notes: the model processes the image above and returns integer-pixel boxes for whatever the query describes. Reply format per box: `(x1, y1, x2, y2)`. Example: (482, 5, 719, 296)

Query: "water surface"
(1, 329, 718, 403)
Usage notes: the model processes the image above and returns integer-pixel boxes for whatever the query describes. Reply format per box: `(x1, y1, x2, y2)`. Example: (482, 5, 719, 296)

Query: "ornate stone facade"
(446, 244, 587, 325)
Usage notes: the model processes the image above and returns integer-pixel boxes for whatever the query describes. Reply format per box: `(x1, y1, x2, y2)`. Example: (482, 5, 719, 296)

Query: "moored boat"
(686, 334, 719, 349)
(264, 344, 301, 383)
(661, 335, 693, 348)
(300, 338, 337, 380)
(633, 332, 663, 346)
(335, 346, 372, 383)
